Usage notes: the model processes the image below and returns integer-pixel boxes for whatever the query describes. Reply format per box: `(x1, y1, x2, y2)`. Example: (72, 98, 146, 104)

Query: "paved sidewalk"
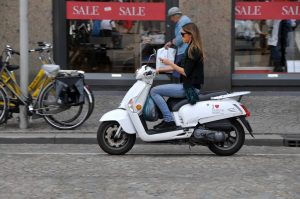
(1, 91, 300, 146)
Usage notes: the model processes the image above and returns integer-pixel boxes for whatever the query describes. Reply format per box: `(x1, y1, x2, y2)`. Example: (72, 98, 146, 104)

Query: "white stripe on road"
(0, 152, 300, 156)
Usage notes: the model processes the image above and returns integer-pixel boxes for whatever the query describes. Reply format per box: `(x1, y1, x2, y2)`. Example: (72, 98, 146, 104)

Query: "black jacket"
(181, 47, 204, 89)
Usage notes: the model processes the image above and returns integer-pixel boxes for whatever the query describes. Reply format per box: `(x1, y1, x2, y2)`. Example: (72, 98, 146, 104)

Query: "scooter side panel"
(119, 80, 148, 109)
(178, 99, 245, 126)
(100, 109, 136, 134)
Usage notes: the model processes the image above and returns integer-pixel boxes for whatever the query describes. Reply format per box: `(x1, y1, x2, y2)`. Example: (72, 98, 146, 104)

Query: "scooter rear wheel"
(208, 119, 245, 156)
(97, 121, 136, 155)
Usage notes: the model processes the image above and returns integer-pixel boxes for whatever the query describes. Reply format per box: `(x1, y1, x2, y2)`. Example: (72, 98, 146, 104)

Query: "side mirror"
(146, 49, 157, 65)
(153, 49, 156, 55)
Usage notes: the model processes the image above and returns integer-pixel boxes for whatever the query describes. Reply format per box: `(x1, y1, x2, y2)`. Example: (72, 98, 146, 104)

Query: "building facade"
(1, 0, 299, 91)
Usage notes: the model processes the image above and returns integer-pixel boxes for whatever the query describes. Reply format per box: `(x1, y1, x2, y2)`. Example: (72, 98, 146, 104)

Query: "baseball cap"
(167, 7, 182, 17)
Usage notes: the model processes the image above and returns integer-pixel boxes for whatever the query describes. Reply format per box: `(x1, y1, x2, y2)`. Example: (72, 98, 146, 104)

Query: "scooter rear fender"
(100, 109, 136, 134)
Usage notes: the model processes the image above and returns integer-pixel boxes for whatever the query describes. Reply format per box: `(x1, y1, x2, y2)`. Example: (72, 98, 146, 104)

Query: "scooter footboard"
(100, 109, 136, 134)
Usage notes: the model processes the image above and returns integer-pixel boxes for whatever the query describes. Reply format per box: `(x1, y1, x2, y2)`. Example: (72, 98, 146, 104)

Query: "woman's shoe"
(154, 121, 176, 130)
(154, 121, 165, 129)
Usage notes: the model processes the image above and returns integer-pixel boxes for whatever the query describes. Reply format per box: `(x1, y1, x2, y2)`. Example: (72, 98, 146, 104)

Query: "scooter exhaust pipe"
(193, 127, 226, 142)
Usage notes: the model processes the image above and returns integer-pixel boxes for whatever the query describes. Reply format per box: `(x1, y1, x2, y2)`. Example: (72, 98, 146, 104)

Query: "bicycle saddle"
(42, 64, 60, 77)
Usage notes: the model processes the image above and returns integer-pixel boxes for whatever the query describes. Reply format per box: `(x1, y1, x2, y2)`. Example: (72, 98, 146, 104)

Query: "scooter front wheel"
(97, 121, 136, 155)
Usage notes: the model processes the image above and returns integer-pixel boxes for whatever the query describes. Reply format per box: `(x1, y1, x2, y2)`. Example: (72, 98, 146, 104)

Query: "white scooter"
(97, 53, 253, 156)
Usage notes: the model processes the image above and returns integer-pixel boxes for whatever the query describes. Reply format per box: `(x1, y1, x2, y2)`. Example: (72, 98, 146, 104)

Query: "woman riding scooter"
(97, 22, 252, 156)
(151, 22, 204, 130)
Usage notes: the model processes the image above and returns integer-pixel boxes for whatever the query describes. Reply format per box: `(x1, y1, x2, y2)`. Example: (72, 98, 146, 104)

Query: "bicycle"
(30, 42, 95, 128)
(0, 43, 94, 129)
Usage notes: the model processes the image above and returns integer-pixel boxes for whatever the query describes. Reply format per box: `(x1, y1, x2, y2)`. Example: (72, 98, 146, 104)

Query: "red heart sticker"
(215, 105, 219, 108)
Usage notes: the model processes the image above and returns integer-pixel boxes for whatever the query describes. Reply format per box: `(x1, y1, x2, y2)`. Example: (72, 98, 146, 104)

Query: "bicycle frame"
(1, 69, 52, 107)
(28, 46, 55, 98)
(1, 66, 27, 106)
(28, 70, 52, 98)
(0, 45, 54, 109)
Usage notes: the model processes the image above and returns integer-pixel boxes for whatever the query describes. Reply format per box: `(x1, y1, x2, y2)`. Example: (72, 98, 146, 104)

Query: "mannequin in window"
(235, 20, 265, 47)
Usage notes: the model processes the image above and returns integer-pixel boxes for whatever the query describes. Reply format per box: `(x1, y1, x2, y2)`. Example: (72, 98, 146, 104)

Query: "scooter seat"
(167, 91, 228, 112)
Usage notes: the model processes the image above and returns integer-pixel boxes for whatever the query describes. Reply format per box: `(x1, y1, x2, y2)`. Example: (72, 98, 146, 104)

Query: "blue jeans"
(270, 45, 281, 63)
(150, 84, 200, 122)
(150, 84, 185, 122)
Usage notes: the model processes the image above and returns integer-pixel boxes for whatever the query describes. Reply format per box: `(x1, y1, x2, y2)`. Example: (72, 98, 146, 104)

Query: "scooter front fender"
(100, 109, 136, 134)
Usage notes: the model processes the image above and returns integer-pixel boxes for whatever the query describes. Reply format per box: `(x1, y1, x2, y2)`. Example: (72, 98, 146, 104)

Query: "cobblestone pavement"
(0, 144, 299, 199)
(1, 91, 300, 136)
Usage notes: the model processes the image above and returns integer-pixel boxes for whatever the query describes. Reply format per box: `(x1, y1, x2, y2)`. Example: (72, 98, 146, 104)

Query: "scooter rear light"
(240, 104, 250, 117)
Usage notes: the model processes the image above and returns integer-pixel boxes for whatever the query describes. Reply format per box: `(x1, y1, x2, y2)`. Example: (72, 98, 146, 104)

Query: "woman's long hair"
(182, 23, 204, 60)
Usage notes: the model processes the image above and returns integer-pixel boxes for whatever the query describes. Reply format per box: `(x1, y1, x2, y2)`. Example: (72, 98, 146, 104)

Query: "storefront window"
(234, 0, 300, 74)
(66, 0, 166, 73)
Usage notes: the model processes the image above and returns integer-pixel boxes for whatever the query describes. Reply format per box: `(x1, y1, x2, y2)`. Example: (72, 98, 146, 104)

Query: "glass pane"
(66, 0, 166, 73)
(234, 0, 300, 74)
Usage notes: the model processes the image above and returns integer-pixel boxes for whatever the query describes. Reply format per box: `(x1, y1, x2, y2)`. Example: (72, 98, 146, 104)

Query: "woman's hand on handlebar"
(155, 68, 160, 74)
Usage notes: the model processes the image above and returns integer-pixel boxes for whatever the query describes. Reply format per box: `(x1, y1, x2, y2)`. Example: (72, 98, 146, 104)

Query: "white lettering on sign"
(119, 6, 146, 16)
(72, 6, 100, 16)
(104, 6, 112, 12)
(235, 5, 262, 16)
(282, 6, 300, 16)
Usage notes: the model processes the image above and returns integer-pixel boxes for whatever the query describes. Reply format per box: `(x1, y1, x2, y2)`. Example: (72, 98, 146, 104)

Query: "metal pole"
(19, 0, 29, 129)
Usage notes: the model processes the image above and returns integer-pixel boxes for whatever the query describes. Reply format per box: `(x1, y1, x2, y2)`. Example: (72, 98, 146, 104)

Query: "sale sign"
(236, 2, 300, 20)
(66, 1, 166, 21)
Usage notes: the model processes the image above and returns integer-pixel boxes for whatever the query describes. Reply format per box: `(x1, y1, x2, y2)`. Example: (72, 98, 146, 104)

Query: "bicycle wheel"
(38, 82, 92, 130)
(46, 86, 94, 124)
(0, 86, 8, 124)
(84, 86, 95, 120)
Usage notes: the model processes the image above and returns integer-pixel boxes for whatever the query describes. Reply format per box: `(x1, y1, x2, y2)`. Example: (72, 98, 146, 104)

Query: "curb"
(0, 134, 97, 144)
(244, 134, 283, 146)
(0, 133, 284, 146)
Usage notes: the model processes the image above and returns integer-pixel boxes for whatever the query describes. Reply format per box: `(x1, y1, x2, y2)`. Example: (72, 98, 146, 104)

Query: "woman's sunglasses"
(180, 32, 189, 37)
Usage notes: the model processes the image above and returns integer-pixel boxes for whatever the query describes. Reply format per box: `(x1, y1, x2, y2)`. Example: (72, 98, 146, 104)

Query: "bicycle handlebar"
(29, 43, 52, 53)
(29, 48, 45, 53)
(4, 44, 52, 56)
(4, 46, 20, 56)
(12, 50, 20, 55)
(3, 42, 53, 64)
(37, 41, 51, 47)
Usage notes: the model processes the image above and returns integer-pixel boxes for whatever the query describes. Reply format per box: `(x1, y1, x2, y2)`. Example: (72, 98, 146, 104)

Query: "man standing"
(267, 19, 292, 72)
(164, 7, 192, 80)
